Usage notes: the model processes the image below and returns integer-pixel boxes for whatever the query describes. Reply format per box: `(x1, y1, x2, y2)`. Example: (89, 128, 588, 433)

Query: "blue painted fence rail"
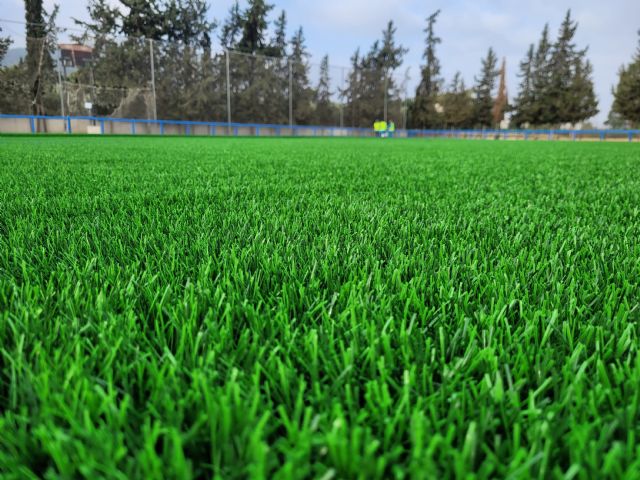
(1, 114, 639, 141)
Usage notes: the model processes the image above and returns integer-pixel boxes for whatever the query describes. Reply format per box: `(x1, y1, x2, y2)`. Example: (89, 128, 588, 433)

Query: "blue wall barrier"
(406, 127, 639, 142)
(1, 114, 639, 141)
(1, 114, 374, 137)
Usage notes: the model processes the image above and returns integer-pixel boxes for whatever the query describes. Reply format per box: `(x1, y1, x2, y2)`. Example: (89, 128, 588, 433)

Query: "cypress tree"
(268, 10, 288, 57)
(545, 10, 598, 125)
(511, 44, 535, 127)
(492, 58, 508, 127)
(567, 56, 598, 124)
(472, 47, 499, 128)
(119, 0, 165, 40)
(289, 27, 313, 124)
(547, 10, 578, 124)
(530, 24, 552, 125)
(612, 32, 640, 126)
(239, 0, 273, 53)
(409, 10, 442, 128)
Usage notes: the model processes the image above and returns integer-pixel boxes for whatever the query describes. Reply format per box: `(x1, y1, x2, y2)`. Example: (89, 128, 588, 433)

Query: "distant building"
(58, 44, 93, 68)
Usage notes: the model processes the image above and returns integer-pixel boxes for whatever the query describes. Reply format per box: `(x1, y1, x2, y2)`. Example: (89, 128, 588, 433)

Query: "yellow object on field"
(389, 121, 395, 132)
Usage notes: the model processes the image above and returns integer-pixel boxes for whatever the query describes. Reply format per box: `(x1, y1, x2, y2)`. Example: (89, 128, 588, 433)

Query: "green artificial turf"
(0, 136, 639, 479)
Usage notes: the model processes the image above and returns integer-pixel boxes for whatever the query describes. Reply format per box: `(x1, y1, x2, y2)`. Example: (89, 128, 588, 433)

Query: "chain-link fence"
(0, 28, 409, 130)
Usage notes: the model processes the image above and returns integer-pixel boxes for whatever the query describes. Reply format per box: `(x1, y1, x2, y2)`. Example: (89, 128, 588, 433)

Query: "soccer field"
(1, 136, 639, 478)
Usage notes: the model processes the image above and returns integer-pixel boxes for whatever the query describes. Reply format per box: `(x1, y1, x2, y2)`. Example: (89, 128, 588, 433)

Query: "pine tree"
(314, 54, 337, 125)
(547, 10, 578, 124)
(472, 47, 499, 128)
(119, 0, 165, 39)
(511, 44, 535, 127)
(165, 0, 215, 46)
(567, 57, 598, 124)
(342, 48, 362, 127)
(219, 1, 243, 48)
(409, 10, 442, 128)
(76, 0, 215, 120)
(267, 10, 287, 57)
(377, 21, 407, 124)
(605, 110, 627, 129)
(441, 72, 473, 128)
(289, 27, 313, 124)
(545, 10, 598, 125)
(377, 21, 407, 72)
(263, 10, 289, 123)
(530, 24, 552, 125)
(0, 27, 12, 64)
(492, 58, 508, 127)
(612, 32, 640, 126)
(239, 0, 273, 53)
(340, 21, 405, 128)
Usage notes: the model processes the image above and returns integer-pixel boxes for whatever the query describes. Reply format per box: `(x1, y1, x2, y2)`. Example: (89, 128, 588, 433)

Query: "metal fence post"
(56, 57, 65, 118)
(149, 39, 158, 121)
(383, 70, 388, 124)
(340, 67, 345, 129)
(225, 49, 231, 129)
(288, 59, 293, 128)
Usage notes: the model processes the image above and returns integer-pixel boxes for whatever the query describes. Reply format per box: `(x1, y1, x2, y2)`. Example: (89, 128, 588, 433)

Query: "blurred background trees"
(4, 2, 635, 130)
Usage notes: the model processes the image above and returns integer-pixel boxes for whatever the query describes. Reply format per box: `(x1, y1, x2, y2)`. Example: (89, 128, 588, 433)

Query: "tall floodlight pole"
(383, 70, 388, 124)
(401, 83, 406, 130)
(288, 59, 293, 128)
(340, 67, 344, 128)
(149, 39, 157, 121)
(56, 56, 65, 118)
(403, 102, 407, 130)
(225, 48, 231, 128)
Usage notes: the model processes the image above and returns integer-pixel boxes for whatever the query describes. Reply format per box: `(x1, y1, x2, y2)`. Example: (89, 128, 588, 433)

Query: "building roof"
(58, 44, 94, 54)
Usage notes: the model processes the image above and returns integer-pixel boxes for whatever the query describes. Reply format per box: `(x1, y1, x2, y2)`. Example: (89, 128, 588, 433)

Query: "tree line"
(1, 1, 639, 129)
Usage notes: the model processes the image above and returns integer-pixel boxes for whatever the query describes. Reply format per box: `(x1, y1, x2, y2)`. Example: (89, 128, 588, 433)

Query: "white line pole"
(225, 48, 231, 127)
(288, 59, 293, 128)
(149, 39, 157, 121)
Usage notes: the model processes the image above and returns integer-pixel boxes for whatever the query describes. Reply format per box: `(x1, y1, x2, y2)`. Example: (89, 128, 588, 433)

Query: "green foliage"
(472, 47, 499, 128)
(409, 10, 442, 129)
(1, 137, 640, 478)
(440, 72, 473, 128)
(0, 24, 28, 115)
(21, 0, 59, 117)
(74, 0, 218, 121)
(289, 27, 313, 125)
(0, 26, 11, 64)
(239, 0, 273, 53)
(511, 44, 536, 127)
(512, 12, 598, 127)
(546, 11, 598, 124)
(342, 21, 407, 128)
(314, 55, 338, 126)
(612, 32, 640, 126)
